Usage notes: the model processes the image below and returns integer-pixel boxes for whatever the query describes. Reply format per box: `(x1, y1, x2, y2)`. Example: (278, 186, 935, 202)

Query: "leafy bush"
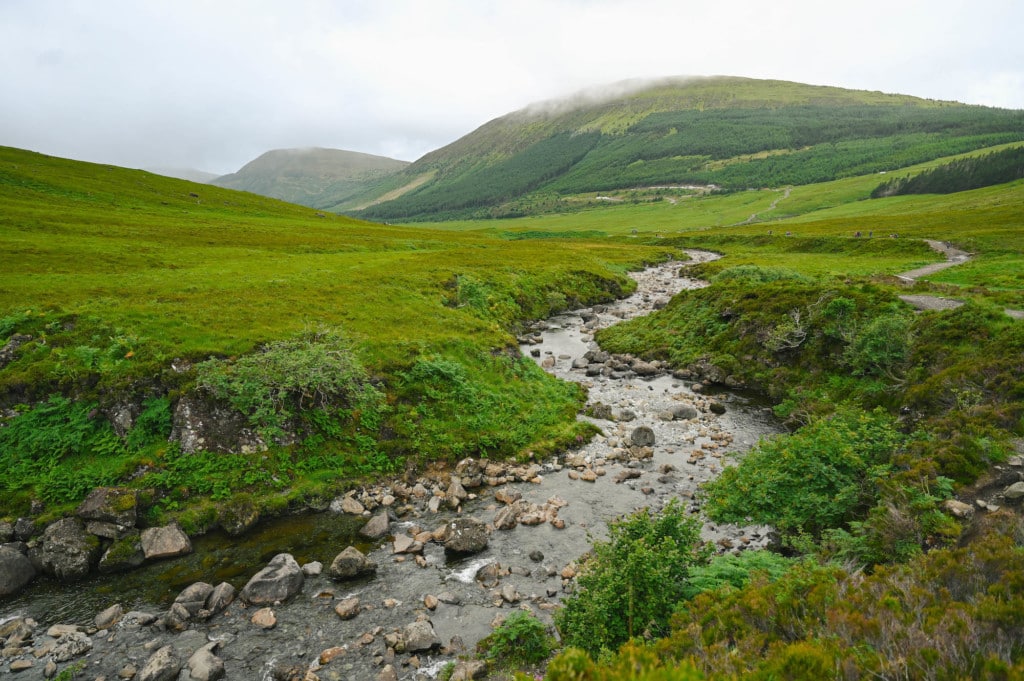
(711, 265, 812, 285)
(196, 327, 381, 439)
(843, 310, 914, 378)
(680, 550, 794, 600)
(546, 643, 706, 681)
(555, 500, 711, 658)
(476, 610, 553, 669)
(702, 406, 903, 540)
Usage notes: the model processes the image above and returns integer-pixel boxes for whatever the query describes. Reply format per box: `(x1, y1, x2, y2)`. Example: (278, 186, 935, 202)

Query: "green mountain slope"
(349, 76, 1024, 221)
(212, 147, 409, 210)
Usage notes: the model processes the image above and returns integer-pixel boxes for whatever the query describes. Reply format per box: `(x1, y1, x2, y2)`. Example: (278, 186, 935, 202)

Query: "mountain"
(145, 167, 219, 183)
(212, 147, 409, 210)
(347, 76, 1024, 221)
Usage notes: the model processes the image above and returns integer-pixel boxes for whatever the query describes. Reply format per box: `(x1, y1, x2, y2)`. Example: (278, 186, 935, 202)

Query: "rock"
(44, 661, 58, 678)
(632, 360, 660, 376)
(0, 520, 13, 543)
(163, 602, 191, 632)
(75, 487, 138, 527)
(437, 591, 462, 605)
(424, 594, 439, 610)
(942, 499, 975, 519)
(175, 582, 214, 616)
(138, 645, 180, 681)
(122, 611, 159, 626)
(205, 582, 236, 617)
(250, 607, 277, 629)
(13, 517, 35, 542)
(494, 488, 521, 505)
(616, 409, 636, 422)
(319, 646, 347, 664)
(392, 534, 421, 554)
(218, 496, 259, 536)
(709, 401, 727, 415)
(475, 562, 504, 588)
(187, 643, 225, 681)
(359, 511, 390, 539)
(378, 665, 399, 681)
(170, 392, 265, 455)
(450, 660, 488, 680)
(443, 517, 489, 555)
(328, 546, 377, 580)
(1004, 482, 1024, 500)
(334, 596, 360, 620)
(140, 524, 192, 560)
(338, 495, 365, 515)
(672, 404, 700, 420)
(240, 553, 304, 605)
(95, 603, 124, 629)
(29, 518, 100, 581)
(9, 659, 33, 672)
(0, 545, 36, 596)
(86, 520, 123, 540)
(493, 505, 518, 531)
(446, 476, 469, 509)
(630, 426, 656, 447)
(500, 584, 519, 603)
(98, 530, 145, 573)
(403, 620, 441, 652)
(529, 550, 544, 562)
(51, 631, 93, 662)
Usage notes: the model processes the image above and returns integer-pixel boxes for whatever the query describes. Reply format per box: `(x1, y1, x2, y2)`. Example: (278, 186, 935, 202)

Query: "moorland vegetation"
(2, 75, 1024, 679)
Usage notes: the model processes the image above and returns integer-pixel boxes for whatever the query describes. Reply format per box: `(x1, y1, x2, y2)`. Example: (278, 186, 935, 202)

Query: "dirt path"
(897, 241, 1022, 318)
(737, 186, 791, 225)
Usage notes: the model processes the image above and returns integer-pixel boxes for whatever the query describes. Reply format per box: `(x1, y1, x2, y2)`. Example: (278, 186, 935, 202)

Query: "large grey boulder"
(140, 524, 192, 560)
(174, 582, 214, 617)
(29, 518, 101, 581)
(403, 620, 441, 652)
(98, 530, 145, 573)
(329, 546, 377, 580)
(0, 545, 36, 596)
(630, 426, 656, 447)
(75, 486, 138, 527)
(1003, 481, 1024, 501)
(188, 642, 226, 681)
(240, 553, 304, 605)
(359, 511, 390, 539)
(443, 517, 489, 555)
(138, 644, 181, 681)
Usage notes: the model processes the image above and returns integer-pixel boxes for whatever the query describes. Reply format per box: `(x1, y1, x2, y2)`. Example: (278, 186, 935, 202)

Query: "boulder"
(403, 620, 441, 652)
(493, 504, 518, 531)
(140, 524, 192, 560)
(250, 607, 277, 629)
(29, 518, 100, 581)
(1004, 482, 1024, 501)
(94, 603, 124, 629)
(334, 596, 360, 620)
(205, 582, 236, 617)
(709, 401, 727, 415)
(328, 546, 377, 580)
(239, 553, 304, 605)
(75, 487, 138, 527)
(451, 660, 488, 680)
(98, 530, 145, 573)
(187, 643, 225, 681)
(359, 511, 390, 539)
(0, 520, 13, 543)
(0, 545, 36, 596)
(51, 631, 93, 662)
(443, 517, 489, 555)
(630, 426, 656, 447)
(174, 582, 214, 617)
(941, 499, 975, 519)
(138, 644, 180, 681)
(671, 404, 700, 420)
(218, 497, 259, 536)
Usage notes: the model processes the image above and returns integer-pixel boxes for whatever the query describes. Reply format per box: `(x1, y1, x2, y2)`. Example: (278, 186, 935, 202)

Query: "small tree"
(555, 500, 710, 658)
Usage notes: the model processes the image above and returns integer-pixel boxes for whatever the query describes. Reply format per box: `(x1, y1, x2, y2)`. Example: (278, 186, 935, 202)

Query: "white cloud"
(0, 0, 1020, 175)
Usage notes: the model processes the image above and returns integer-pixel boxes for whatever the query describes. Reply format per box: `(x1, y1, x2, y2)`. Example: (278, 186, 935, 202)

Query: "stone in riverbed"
(240, 553, 304, 605)
(360, 511, 390, 539)
(403, 620, 441, 652)
(94, 603, 124, 629)
(329, 546, 377, 580)
(443, 517, 489, 555)
(0, 546, 36, 596)
(250, 607, 277, 629)
(205, 582, 236, 617)
(29, 518, 100, 582)
(140, 523, 192, 560)
(187, 642, 225, 681)
(51, 631, 93, 662)
(630, 426, 656, 447)
(334, 596, 360, 620)
(75, 486, 138, 527)
(174, 582, 214, 616)
(98, 530, 145, 573)
(138, 644, 180, 681)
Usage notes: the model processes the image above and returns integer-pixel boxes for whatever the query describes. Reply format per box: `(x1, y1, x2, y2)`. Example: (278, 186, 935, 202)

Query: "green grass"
(0, 146, 674, 517)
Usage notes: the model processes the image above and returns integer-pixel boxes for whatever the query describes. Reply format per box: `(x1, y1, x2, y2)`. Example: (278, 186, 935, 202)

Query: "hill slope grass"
(0, 146, 673, 521)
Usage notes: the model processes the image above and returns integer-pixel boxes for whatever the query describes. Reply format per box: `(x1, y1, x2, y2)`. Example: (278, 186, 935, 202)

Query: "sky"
(2, 0, 1022, 176)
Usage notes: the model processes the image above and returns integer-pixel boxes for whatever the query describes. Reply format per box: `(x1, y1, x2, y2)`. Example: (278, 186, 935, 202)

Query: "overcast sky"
(2, 0, 1022, 176)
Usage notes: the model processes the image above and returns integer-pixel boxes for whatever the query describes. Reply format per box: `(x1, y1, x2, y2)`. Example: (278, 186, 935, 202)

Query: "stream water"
(1, 252, 782, 680)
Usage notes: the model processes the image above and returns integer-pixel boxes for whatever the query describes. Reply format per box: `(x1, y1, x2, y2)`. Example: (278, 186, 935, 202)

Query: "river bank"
(0, 252, 781, 680)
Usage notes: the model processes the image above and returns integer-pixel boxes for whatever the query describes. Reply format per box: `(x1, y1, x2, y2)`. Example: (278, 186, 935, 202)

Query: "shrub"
(702, 406, 904, 540)
(555, 500, 710, 658)
(195, 327, 381, 439)
(476, 610, 554, 669)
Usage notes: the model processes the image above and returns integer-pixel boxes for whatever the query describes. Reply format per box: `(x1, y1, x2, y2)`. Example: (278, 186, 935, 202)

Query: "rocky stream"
(0, 251, 782, 680)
